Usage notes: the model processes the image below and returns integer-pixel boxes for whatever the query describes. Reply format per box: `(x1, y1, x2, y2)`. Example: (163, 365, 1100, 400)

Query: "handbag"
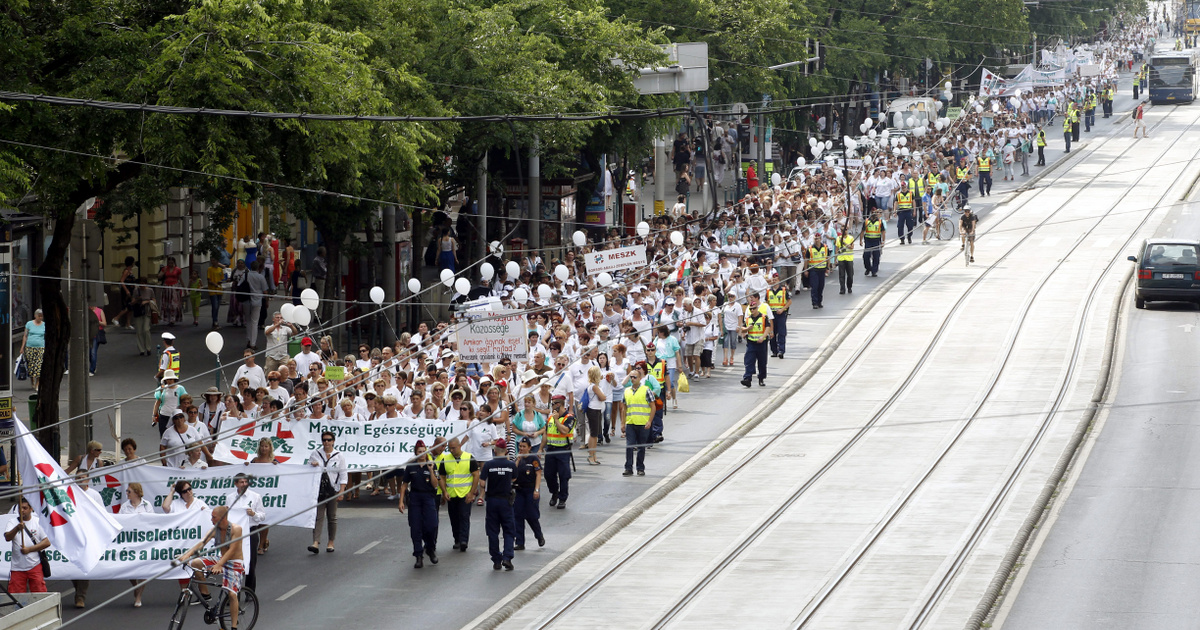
(15, 354, 27, 381)
(21, 522, 51, 578)
(97, 327, 107, 345)
(580, 387, 590, 411)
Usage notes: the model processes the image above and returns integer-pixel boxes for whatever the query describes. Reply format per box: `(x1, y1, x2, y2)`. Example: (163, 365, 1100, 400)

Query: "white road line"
(355, 540, 383, 555)
(277, 585, 307, 601)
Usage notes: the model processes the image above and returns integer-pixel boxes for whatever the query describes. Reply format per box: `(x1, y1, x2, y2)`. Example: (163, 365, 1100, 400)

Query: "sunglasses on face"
(322, 437, 335, 442)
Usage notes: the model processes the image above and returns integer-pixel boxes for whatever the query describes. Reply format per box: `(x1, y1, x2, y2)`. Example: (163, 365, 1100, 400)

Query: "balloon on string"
(796, 157, 806, 167)
(537, 284, 552, 301)
(293, 307, 311, 326)
(591, 294, 606, 310)
(893, 147, 901, 156)
(901, 147, 910, 156)
(440, 268, 455, 287)
(454, 277, 471, 295)
(934, 101, 944, 111)
(505, 260, 520, 279)
(905, 117, 915, 128)
(572, 231, 586, 247)
(770, 173, 782, 187)
(637, 221, 650, 237)
(845, 137, 858, 150)
(975, 104, 984, 113)
(877, 112, 887, 123)
(407, 278, 421, 294)
(825, 140, 834, 150)
(369, 286, 385, 305)
(808, 137, 818, 147)
(670, 231, 684, 246)
(300, 288, 320, 310)
(205, 331, 224, 355)
(943, 90, 953, 101)
(554, 265, 569, 281)
(898, 136, 907, 147)
(881, 129, 890, 140)
(480, 262, 494, 281)
(868, 129, 877, 139)
(597, 272, 613, 287)
(280, 303, 295, 322)
(935, 119, 945, 131)
(512, 287, 529, 303)
(991, 101, 1000, 113)
(945, 81, 953, 90)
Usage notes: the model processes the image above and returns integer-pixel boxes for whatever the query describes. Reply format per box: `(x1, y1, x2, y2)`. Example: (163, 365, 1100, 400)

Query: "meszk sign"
(215, 418, 469, 470)
(457, 310, 528, 362)
(585, 244, 647, 275)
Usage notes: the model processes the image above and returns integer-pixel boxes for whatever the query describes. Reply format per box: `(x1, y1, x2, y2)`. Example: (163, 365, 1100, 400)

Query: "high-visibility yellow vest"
(1036, 131, 1046, 147)
(976, 157, 991, 172)
(766, 288, 788, 311)
(1063, 117, 1072, 133)
(836, 234, 855, 262)
(649, 361, 666, 385)
(926, 173, 939, 189)
(913, 176, 926, 196)
(1070, 109, 1079, 123)
(1105, 88, 1113, 100)
(545, 414, 575, 448)
(441, 452, 475, 499)
(956, 166, 970, 181)
(624, 385, 653, 426)
(897, 191, 915, 209)
(865, 219, 883, 239)
(744, 304, 770, 342)
(809, 246, 828, 269)
(165, 349, 180, 375)
(1086, 95, 1097, 109)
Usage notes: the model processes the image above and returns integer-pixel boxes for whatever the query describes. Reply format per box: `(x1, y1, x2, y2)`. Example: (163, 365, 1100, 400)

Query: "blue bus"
(1148, 51, 1198, 104)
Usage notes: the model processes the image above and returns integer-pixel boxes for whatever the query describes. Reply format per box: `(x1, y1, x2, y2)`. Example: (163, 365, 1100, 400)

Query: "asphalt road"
(24, 83, 1108, 630)
(999, 161, 1200, 628)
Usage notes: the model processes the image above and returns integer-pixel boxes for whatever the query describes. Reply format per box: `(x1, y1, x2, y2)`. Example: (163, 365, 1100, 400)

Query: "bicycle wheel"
(218, 588, 259, 630)
(937, 218, 955, 241)
(168, 590, 193, 630)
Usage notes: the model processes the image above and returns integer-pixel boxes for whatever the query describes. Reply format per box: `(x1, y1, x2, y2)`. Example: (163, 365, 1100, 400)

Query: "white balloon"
(512, 287, 529, 303)
(845, 137, 858, 150)
(899, 136, 907, 147)
(906, 117, 916, 128)
(293, 307, 311, 326)
(809, 137, 818, 147)
(945, 81, 952, 90)
(1014, 88, 1023, 97)
(300, 288, 320, 311)
(943, 90, 953, 101)
(280, 302, 295, 322)
(554, 265, 569, 282)
(975, 104, 984, 113)
(369, 286, 385, 305)
(205, 331, 224, 355)
(597, 272, 613, 287)
(825, 140, 834, 150)
(636, 221, 650, 237)
(901, 147, 910, 156)
(572, 231, 586, 247)
(591, 294, 606, 310)
(877, 112, 887, 123)
(440, 268, 455, 287)
(488, 240, 502, 255)
(670, 231, 684, 246)
(480, 262, 495, 281)
(407, 278, 421, 294)
(935, 101, 944, 111)
(881, 129, 890, 140)
(537, 284, 552, 301)
(991, 101, 999, 113)
(868, 129, 877, 139)
(864, 117, 872, 126)
(935, 120, 945, 131)
(940, 137, 949, 145)
(797, 157, 806, 167)
(770, 173, 782, 187)
(454, 277, 471, 295)
(505, 260, 520, 279)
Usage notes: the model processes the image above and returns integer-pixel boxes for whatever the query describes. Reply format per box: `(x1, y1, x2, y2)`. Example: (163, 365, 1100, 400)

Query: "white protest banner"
(0, 511, 210, 581)
(456, 310, 528, 362)
(89, 463, 321, 528)
(584, 244, 647, 275)
(214, 418, 468, 470)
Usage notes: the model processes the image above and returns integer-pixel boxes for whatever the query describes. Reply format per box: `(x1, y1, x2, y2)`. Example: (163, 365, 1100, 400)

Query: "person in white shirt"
(233, 348, 267, 390)
(180, 443, 209, 470)
(225, 472, 267, 588)
(119, 482, 153, 605)
(293, 337, 320, 377)
(266, 371, 290, 406)
(308, 433, 347, 553)
(5, 498, 50, 594)
(159, 412, 200, 469)
(263, 313, 297, 374)
(745, 264, 770, 301)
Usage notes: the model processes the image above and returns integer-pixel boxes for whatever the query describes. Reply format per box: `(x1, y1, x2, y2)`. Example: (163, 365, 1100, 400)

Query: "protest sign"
(0, 510, 209, 581)
(90, 463, 320, 528)
(324, 365, 345, 380)
(584, 244, 647, 275)
(214, 418, 468, 470)
(456, 310, 528, 362)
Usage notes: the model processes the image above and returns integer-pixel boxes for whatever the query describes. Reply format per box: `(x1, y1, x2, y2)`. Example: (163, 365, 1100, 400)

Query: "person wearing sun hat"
(152, 369, 187, 438)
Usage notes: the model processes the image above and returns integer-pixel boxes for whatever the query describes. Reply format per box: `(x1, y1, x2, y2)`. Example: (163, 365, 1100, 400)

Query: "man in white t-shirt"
(233, 348, 267, 390)
(263, 313, 297, 374)
(293, 337, 320, 377)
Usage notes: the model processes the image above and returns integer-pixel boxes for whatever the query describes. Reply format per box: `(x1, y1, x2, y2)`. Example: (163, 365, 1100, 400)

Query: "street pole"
(757, 112, 766, 183)
(67, 218, 90, 461)
(381, 204, 396, 345)
(653, 136, 667, 219)
(529, 135, 541, 250)
(477, 154, 488, 262)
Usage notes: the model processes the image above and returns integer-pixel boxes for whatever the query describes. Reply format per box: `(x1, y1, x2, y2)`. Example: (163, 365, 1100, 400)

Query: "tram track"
(525, 106, 1195, 630)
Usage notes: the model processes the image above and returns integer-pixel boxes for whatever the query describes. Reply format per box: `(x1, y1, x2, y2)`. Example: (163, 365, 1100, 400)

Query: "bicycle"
(168, 569, 259, 630)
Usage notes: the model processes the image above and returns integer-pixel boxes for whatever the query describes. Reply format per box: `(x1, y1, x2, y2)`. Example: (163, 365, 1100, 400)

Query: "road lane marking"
(277, 585, 307, 601)
(355, 540, 383, 555)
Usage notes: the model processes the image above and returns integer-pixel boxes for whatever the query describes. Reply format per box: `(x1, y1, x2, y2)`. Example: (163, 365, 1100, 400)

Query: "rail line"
(525, 106, 1190, 629)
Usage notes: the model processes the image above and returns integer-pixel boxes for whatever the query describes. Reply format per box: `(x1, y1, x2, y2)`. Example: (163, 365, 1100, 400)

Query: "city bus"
(1148, 51, 1198, 104)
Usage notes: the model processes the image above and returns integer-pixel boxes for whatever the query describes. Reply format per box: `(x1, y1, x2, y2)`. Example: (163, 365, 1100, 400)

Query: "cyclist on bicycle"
(177, 506, 245, 630)
(960, 205, 979, 263)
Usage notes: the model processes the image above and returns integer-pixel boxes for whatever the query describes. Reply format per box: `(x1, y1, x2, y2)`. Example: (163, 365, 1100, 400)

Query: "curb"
(965, 265, 1132, 630)
(467, 248, 939, 630)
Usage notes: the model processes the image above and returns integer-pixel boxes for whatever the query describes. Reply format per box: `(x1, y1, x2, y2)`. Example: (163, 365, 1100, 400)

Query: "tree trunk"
(33, 211, 75, 456)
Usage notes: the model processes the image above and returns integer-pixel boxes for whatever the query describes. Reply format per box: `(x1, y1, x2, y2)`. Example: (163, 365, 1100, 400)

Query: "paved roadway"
(475, 74, 1200, 629)
(32, 79, 1118, 630)
(997, 159, 1200, 627)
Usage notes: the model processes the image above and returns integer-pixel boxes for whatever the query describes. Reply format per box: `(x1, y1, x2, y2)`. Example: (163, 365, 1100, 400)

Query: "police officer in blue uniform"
(512, 438, 545, 550)
(398, 439, 440, 569)
(480, 439, 517, 571)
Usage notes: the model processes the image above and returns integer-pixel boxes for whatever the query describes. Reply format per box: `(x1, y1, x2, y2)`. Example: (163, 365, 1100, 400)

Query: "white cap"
(161, 332, 176, 341)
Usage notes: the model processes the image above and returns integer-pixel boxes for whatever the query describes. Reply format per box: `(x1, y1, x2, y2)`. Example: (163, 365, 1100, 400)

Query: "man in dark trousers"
(860, 210, 885, 277)
(398, 440, 440, 569)
(479, 439, 517, 571)
(542, 396, 575, 509)
(437, 438, 479, 552)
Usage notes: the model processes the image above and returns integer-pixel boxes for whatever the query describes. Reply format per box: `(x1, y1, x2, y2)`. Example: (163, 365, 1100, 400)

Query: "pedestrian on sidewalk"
(861, 210, 885, 277)
(187, 268, 203, 326)
(157, 256, 184, 326)
(542, 396, 574, 509)
(622, 365, 655, 477)
(228, 259, 248, 327)
(131, 279, 154, 355)
(245, 260, 269, 349)
(1063, 115, 1073, 153)
(88, 304, 105, 376)
(17, 309, 45, 390)
(480, 439, 517, 571)
(113, 256, 137, 329)
(767, 275, 790, 359)
(1036, 127, 1047, 166)
(207, 258, 225, 330)
(836, 228, 855, 294)
(1134, 102, 1148, 138)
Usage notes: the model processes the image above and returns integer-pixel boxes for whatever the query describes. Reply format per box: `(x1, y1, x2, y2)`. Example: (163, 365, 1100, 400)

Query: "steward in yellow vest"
(543, 395, 576, 508)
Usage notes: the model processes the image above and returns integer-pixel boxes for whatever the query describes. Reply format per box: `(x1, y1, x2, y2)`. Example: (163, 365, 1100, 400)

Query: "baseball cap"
(494, 438, 507, 450)
(301, 337, 314, 346)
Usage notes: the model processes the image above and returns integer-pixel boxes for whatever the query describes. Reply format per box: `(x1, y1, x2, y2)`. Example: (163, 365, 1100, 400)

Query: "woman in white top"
(307, 398, 328, 421)
(584, 366, 607, 466)
(199, 388, 227, 434)
(65, 440, 105, 475)
(608, 344, 629, 441)
(180, 443, 209, 470)
(308, 432, 347, 553)
(161, 480, 208, 514)
(334, 397, 363, 421)
(119, 482, 153, 606)
(596, 352, 616, 444)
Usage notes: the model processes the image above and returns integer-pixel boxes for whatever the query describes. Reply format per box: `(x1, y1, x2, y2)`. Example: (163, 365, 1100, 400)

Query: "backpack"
(675, 177, 690, 195)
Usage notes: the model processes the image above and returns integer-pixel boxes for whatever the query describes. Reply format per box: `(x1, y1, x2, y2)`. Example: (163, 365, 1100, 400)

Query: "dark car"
(1128, 238, 1200, 308)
